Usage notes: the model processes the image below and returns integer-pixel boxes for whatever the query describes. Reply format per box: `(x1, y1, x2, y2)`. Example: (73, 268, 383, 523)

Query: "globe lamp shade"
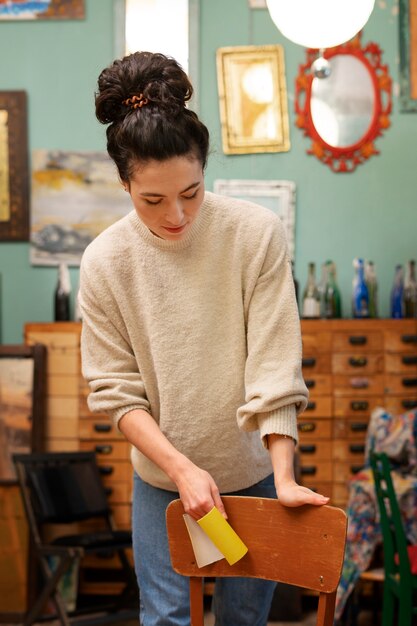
(265, 0, 375, 49)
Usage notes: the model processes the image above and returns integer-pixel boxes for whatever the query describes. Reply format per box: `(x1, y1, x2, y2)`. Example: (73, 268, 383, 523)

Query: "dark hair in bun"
(95, 51, 209, 182)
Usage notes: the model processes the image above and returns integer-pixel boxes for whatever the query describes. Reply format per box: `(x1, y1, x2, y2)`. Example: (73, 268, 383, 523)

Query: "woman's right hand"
(174, 460, 226, 521)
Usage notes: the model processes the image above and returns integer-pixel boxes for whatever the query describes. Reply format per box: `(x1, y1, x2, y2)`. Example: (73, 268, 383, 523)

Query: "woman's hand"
(174, 460, 227, 520)
(275, 478, 329, 507)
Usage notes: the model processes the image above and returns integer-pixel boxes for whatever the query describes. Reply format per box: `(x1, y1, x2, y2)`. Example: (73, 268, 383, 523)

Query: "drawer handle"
(298, 422, 316, 433)
(402, 356, 417, 365)
(350, 422, 368, 432)
(402, 377, 417, 387)
(302, 357, 316, 367)
(350, 377, 369, 389)
(305, 379, 316, 389)
(401, 334, 417, 344)
(349, 336, 367, 345)
(349, 357, 367, 367)
(351, 401, 369, 411)
(402, 399, 417, 409)
(95, 444, 113, 455)
(301, 466, 317, 476)
(349, 444, 365, 454)
(306, 401, 316, 411)
(104, 487, 113, 496)
(99, 466, 114, 476)
(350, 465, 363, 474)
(94, 423, 112, 433)
(299, 444, 316, 454)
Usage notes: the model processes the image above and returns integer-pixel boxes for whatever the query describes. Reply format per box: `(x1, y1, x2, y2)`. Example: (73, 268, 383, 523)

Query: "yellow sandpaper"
(197, 506, 248, 565)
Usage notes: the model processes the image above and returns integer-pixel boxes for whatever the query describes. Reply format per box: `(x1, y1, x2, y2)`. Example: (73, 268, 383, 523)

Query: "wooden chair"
(166, 496, 347, 626)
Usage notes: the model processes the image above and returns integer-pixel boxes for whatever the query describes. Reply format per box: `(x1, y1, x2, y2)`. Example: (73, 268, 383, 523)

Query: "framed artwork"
(399, 0, 417, 111)
(0, 344, 46, 483)
(213, 179, 296, 259)
(216, 45, 290, 154)
(0, 0, 85, 20)
(30, 150, 132, 266)
(0, 91, 29, 241)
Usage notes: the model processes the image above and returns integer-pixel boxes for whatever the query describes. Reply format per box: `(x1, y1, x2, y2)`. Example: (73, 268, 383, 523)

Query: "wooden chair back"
(166, 496, 347, 626)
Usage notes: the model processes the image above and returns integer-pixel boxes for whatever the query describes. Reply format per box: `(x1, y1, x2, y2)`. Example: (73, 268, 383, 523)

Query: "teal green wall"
(0, 0, 415, 343)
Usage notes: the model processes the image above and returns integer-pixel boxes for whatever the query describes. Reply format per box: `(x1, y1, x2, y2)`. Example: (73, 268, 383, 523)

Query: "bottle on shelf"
(318, 262, 328, 318)
(324, 260, 342, 319)
(404, 260, 417, 318)
(291, 261, 299, 306)
(54, 262, 71, 321)
(390, 264, 404, 319)
(301, 262, 320, 319)
(365, 260, 378, 319)
(352, 258, 369, 318)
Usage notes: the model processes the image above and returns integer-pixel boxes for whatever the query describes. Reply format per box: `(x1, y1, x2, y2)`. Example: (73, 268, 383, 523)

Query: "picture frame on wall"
(399, 0, 417, 111)
(213, 179, 296, 259)
(216, 45, 290, 154)
(0, 91, 29, 242)
(0, 0, 85, 20)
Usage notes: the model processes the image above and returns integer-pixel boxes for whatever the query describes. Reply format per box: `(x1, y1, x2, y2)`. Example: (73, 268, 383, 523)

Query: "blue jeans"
(132, 473, 277, 626)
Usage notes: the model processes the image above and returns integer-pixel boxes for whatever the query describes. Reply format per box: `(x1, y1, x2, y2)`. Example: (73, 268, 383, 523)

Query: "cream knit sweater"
(79, 191, 308, 493)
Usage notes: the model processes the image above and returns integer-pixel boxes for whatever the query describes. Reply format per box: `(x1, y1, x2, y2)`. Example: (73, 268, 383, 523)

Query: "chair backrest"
(13, 451, 110, 525)
(166, 496, 347, 626)
(370, 451, 411, 579)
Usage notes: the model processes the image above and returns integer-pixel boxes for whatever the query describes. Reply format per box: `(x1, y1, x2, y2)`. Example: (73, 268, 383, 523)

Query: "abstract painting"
(0, 0, 85, 20)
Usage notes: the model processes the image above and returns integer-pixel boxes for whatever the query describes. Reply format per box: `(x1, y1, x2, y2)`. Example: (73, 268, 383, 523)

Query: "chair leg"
(24, 554, 73, 626)
(316, 591, 336, 626)
(381, 585, 395, 626)
(189, 577, 204, 626)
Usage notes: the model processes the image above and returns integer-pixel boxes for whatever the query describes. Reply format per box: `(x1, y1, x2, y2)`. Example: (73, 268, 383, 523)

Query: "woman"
(79, 51, 329, 626)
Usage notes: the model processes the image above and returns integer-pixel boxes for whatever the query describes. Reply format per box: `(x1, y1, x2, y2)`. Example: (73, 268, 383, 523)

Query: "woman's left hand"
(276, 479, 329, 507)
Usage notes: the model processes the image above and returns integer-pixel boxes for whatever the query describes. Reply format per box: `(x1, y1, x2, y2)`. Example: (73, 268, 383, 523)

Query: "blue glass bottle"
(391, 265, 404, 319)
(352, 258, 369, 318)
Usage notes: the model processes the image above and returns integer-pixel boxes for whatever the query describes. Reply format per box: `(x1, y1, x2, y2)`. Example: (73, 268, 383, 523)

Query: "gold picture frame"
(216, 45, 290, 155)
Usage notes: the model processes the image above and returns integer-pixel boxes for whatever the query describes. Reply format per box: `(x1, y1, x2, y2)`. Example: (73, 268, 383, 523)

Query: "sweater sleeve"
(236, 216, 308, 446)
(78, 256, 150, 427)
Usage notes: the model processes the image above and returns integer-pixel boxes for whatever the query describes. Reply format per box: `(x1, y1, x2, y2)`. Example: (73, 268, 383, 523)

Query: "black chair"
(13, 451, 138, 626)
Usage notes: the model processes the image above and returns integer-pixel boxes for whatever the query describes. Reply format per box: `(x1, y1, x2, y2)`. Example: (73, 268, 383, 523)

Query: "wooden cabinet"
(299, 319, 417, 507)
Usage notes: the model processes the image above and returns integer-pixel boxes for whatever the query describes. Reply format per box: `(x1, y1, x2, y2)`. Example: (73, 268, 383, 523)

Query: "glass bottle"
(324, 260, 342, 319)
(291, 261, 299, 306)
(54, 262, 71, 321)
(390, 264, 404, 319)
(302, 262, 320, 319)
(352, 258, 369, 318)
(318, 262, 328, 318)
(365, 261, 378, 319)
(404, 260, 417, 318)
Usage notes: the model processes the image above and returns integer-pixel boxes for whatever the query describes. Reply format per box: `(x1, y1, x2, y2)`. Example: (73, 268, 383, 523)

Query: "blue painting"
(0, 0, 84, 20)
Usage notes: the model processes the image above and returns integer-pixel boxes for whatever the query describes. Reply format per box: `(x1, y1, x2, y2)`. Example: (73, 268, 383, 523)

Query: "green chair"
(370, 451, 417, 626)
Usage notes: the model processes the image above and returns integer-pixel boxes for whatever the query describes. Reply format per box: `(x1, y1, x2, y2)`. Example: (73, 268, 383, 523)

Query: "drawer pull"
(99, 466, 114, 476)
(350, 377, 369, 389)
(95, 444, 113, 455)
(402, 377, 417, 387)
(104, 487, 113, 497)
(350, 465, 363, 474)
(351, 401, 369, 411)
(298, 422, 316, 433)
(349, 336, 367, 345)
(305, 379, 316, 389)
(350, 422, 368, 432)
(299, 444, 316, 454)
(94, 423, 112, 433)
(402, 399, 417, 409)
(302, 357, 316, 367)
(401, 334, 417, 344)
(349, 357, 367, 367)
(402, 356, 417, 365)
(349, 444, 365, 454)
(306, 401, 316, 411)
(301, 466, 317, 476)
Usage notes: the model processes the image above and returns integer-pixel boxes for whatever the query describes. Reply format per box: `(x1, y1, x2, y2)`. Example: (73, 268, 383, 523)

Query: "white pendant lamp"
(265, 0, 375, 49)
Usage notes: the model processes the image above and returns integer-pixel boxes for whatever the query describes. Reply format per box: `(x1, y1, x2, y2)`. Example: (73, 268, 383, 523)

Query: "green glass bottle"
(324, 260, 342, 319)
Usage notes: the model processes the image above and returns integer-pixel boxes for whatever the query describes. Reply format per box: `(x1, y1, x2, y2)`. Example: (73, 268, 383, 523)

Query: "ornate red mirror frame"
(294, 35, 392, 173)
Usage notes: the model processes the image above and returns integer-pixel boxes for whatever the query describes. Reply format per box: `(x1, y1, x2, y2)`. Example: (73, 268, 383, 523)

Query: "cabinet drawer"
(333, 461, 365, 482)
(332, 483, 349, 506)
(47, 396, 79, 419)
(96, 460, 132, 483)
(332, 332, 383, 353)
(299, 461, 332, 482)
(384, 374, 417, 395)
(333, 417, 370, 440)
(385, 353, 417, 374)
(301, 481, 332, 498)
(301, 332, 332, 353)
(104, 481, 132, 505)
(45, 438, 79, 452)
(297, 418, 332, 440)
(79, 419, 124, 440)
(111, 503, 132, 528)
(332, 353, 384, 375)
(333, 396, 384, 417)
(47, 352, 79, 375)
(26, 331, 79, 348)
(333, 374, 384, 396)
(298, 440, 332, 461)
(383, 396, 417, 414)
(46, 416, 79, 439)
(384, 330, 417, 353)
(333, 440, 365, 462)
(303, 396, 332, 418)
(47, 375, 79, 396)
(304, 374, 332, 395)
(80, 440, 130, 461)
(302, 353, 331, 374)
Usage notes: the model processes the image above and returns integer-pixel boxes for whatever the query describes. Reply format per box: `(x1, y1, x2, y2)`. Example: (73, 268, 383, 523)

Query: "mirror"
(295, 35, 392, 172)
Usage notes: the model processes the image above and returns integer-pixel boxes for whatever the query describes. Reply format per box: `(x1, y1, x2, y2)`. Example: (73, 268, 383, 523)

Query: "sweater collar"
(128, 191, 215, 250)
